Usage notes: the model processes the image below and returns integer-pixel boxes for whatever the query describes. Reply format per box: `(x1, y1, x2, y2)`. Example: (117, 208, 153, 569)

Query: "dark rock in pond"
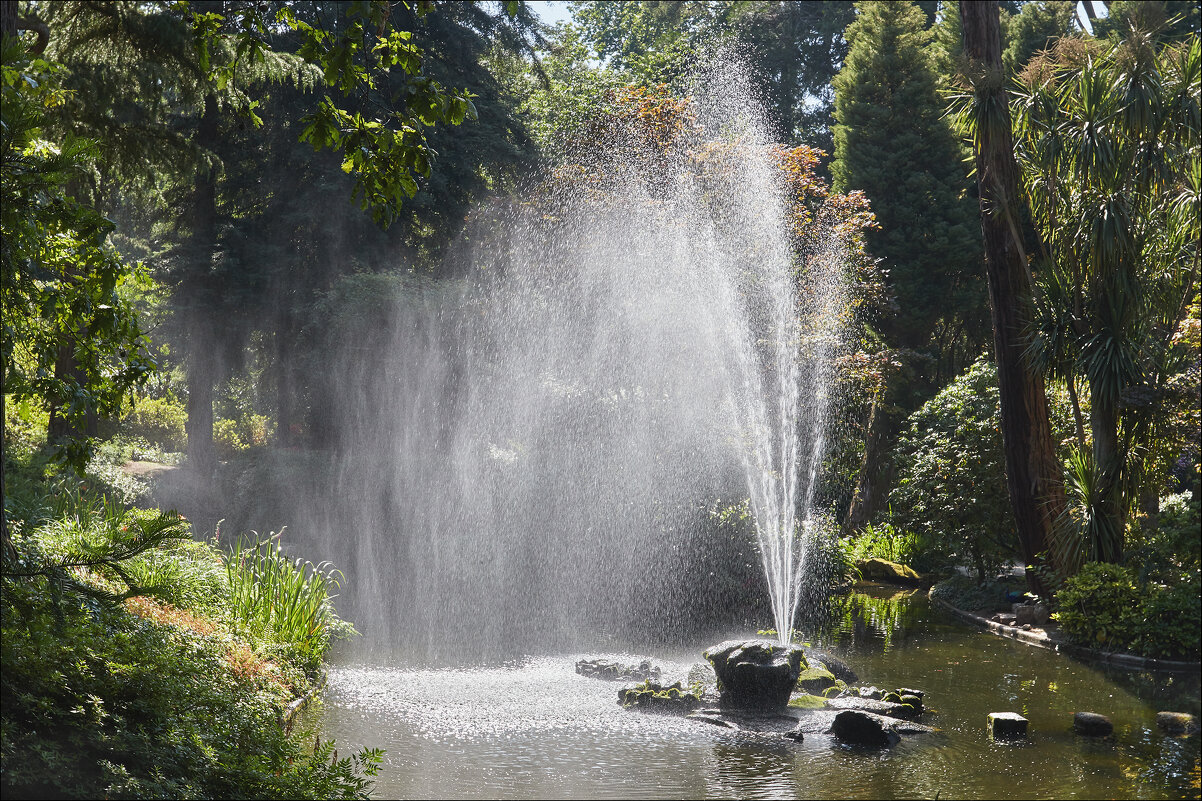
(1073, 712, 1113, 737)
(796, 666, 838, 694)
(784, 725, 805, 742)
(830, 709, 901, 747)
(576, 658, 661, 682)
(1156, 712, 1200, 736)
(988, 712, 1028, 739)
(704, 640, 806, 713)
(618, 681, 702, 715)
(827, 696, 922, 720)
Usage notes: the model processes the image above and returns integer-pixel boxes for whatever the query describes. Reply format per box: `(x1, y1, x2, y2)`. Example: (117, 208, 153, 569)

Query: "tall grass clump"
(226, 530, 352, 670)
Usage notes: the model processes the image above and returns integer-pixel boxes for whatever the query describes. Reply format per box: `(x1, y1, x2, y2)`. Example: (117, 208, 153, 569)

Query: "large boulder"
(704, 640, 807, 713)
(856, 558, 923, 586)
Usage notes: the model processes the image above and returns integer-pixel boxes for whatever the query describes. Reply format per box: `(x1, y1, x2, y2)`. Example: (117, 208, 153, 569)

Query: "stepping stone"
(1156, 712, 1199, 736)
(988, 712, 1028, 739)
(1073, 712, 1113, 736)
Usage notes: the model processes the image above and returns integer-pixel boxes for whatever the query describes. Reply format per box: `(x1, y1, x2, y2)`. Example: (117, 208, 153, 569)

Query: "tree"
(1, 34, 154, 550)
(726, 1, 857, 149)
(1013, 32, 1200, 566)
(830, 0, 987, 527)
(954, 0, 1067, 594)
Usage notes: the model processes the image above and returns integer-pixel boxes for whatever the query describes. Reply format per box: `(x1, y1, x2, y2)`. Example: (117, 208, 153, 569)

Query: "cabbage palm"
(1014, 31, 1200, 563)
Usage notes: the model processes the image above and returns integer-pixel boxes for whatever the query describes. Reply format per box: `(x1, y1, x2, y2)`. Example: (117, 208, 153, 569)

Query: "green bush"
(1, 574, 381, 800)
(1054, 562, 1201, 659)
(849, 521, 948, 574)
(214, 418, 249, 456)
(121, 395, 187, 452)
(1, 473, 376, 799)
(886, 359, 1017, 582)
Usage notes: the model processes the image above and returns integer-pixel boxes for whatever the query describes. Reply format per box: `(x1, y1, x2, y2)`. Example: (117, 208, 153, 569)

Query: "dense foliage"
(1, 446, 371, 798)
(1054, 561, 1200, 659)
(3, 5, 1201, 794)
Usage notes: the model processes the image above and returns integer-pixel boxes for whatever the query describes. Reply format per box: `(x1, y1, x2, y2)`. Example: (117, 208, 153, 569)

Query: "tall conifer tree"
(831, 0, 981, 352)
(831, 0, 985, 526)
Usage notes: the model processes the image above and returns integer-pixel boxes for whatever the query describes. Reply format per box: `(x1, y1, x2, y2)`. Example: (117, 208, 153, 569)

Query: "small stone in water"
(989, 712, 1028, 739)
(1156, 712, 1199, 736)
(1073, 712, 1113, 737)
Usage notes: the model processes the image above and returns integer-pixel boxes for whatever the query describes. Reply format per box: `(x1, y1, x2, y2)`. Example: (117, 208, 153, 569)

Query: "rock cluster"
(576, 658, 661, 682)
(617, 681, 703, 715)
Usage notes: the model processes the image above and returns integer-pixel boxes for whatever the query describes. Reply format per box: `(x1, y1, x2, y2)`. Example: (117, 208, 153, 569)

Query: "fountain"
(299, 63, 853, 661)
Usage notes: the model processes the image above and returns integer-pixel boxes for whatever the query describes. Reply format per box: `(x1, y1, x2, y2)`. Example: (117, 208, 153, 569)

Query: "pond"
(319, 587, 1201, 799)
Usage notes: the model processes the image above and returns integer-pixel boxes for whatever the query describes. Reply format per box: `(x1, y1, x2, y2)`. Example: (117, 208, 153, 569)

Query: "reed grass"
(225, 531, 346, 664)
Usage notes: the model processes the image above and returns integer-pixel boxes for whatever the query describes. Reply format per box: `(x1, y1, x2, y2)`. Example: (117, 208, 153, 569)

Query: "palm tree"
(1014, 30, 1200, 567)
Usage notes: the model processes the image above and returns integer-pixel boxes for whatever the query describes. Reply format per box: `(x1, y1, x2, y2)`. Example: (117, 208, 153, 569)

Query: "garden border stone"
(929, 594, 1201, 673)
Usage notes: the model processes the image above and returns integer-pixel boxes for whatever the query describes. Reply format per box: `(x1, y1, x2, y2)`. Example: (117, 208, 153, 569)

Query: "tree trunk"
(186, 91, 220, 475)
(1090, 385, 1123, 562)
(959, 1, 1067, 596)
(845, 391, 896, 530)
(186, 347, 217, 475)
(275, 322, 294, 447)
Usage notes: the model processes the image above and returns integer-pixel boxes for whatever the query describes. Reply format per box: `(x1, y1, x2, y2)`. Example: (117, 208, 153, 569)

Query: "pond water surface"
(320, 588, 1200, 799)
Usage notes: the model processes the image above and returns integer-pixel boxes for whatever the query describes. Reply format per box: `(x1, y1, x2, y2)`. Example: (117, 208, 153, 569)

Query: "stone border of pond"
(281, 671, 328, 732)
(928, 594, 1201, 674)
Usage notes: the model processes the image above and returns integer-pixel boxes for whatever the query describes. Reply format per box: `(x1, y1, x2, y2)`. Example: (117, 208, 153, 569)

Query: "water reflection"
(321, 592, 1201, 799)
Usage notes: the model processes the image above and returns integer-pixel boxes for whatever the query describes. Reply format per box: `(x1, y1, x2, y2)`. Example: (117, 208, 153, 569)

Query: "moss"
(821, 682, 847, 698)
(796, 666, 838, 694)
(787, 693, 828, 710)
(856, 557, 923, 585)
(618, 681, 703, 715)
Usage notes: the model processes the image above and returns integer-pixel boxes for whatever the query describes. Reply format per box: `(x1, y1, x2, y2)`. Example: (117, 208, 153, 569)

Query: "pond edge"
(928, 594, 1201, 673)
(281, 671, 328, 731)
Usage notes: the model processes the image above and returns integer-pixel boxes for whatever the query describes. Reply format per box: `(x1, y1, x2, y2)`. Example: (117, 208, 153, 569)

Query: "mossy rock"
(821, 682, 847, 698)
(618, 681, 703, 715)
(796, 666, 838, 694)
(856, 558, 923, 586)
(787, 693, 828, 710)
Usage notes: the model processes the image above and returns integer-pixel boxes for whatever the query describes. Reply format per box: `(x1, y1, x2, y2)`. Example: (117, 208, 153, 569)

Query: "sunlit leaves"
(1011, 31, 1200, 554)
(2, 40, 156, 470)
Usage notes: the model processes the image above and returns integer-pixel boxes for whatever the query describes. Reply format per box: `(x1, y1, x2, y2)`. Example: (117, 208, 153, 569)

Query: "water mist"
(308, 65, 851, 659)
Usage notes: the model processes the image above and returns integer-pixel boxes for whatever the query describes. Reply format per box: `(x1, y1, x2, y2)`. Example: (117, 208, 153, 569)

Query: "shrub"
(214, 418, 248, 456)
(121, 395, 187, 452)
(1054, 562, 1201, 659)
(1, 475, 377, 799)
(848, 521, 949, 574)
(1053, 563, 1140, 647)
(886, 359, 1017, 582)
